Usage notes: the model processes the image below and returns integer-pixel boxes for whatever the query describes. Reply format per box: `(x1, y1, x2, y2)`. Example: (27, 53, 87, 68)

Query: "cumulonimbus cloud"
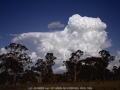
(48, 21, 64, 29)
(5, 14, 113, 73)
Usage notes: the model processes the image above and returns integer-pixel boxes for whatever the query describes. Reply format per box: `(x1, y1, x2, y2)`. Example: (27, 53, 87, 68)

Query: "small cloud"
(48, 21, 64, 29)
(9, 34, 20, 37)
(0, 36, 2, 38)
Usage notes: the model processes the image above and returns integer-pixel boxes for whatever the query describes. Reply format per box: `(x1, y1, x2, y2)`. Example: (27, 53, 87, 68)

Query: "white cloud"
(0, 48, 7, 54)
(0, 36, 2, 38)
(48, 21, 64, 29)
(107, 51, 120, 70)
(28, 52, 41, 62)
(11, 14, 112, 73)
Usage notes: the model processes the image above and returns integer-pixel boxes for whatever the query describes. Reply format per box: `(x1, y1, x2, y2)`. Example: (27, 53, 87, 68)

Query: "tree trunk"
(74, 64, 76, 82)
(14, 73, 18, 86)
(103, 69, 106, 80)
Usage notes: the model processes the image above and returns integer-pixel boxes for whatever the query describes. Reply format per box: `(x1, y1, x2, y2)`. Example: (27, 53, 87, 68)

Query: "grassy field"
(0, 80, 120, 90)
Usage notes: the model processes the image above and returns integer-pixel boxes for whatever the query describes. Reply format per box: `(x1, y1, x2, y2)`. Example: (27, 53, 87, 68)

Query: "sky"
(0, 0, 120, 73)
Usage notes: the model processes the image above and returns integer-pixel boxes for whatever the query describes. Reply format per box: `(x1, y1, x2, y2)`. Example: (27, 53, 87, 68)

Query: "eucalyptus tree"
(63, 50, 83, 82)
(33, 53, 56, 83)
(32, 59, 47, 78)
(99, 50, 114, 66)
(99, 50, 115, 80)
(0, 43, 32, 85)
(112, 66, 120, 79)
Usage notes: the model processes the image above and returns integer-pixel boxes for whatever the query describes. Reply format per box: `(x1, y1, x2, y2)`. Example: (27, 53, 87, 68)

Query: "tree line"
(0, 43, 120, 86)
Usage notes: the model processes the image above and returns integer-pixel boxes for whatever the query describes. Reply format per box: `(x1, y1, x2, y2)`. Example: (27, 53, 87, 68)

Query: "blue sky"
(0, 0, 120, 55)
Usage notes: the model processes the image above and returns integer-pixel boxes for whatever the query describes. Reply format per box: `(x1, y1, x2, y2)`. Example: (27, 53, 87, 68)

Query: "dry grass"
(0, 80, 120, 90)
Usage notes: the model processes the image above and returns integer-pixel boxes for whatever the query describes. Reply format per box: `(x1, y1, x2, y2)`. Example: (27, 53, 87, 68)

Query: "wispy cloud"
(9, 34, 20, 37)
(48, 21, 64, 29)
(0, 36, 2, 38)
